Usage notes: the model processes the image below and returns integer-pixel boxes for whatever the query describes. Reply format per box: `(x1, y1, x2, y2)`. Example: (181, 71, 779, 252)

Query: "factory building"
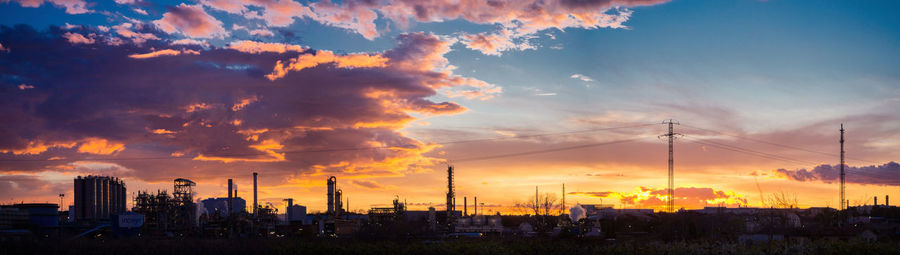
(201, 197, 247, 215)
(287, 205, 307, 223)
(73, 176, 126, 222)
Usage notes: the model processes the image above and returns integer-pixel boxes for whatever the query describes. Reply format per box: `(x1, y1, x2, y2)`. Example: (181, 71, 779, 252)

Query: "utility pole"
(660, 119, 681, 213)
(840, 124, 845, 211)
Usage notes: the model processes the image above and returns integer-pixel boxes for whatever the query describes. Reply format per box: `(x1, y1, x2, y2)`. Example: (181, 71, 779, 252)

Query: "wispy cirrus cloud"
(570, 73, 594, 82)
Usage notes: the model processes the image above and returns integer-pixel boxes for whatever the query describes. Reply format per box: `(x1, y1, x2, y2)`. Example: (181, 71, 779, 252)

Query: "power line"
(680, 124, 879, 164)
(682, 136, 819, 165)
(682, 135, 899, 181)
(0, 123, 658, 162)
(452, 137, 648, 163)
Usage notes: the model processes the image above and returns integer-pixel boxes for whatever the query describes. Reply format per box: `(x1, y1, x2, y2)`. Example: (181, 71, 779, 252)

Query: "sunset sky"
(1, 0, 899, 214)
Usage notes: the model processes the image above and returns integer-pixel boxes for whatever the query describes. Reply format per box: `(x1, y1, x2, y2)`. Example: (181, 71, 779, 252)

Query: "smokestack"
(875, 196, 878, 207)
(464, 197, 467, 216)
(253, 172, 258, 216)
(474, 196, 477, 216)
(227, 179, 233, 214)
(887, 195, 890, 207)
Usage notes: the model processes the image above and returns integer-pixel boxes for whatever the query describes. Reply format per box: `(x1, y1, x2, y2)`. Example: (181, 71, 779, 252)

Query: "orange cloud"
(570, 186, 749, 211)
(184, 102, 216, 112)
(129, 49, 200, 59)
(77, 138, 125, 155)
(193, 139, 285, 163)
(231, 96, 258, 111)
(266, 50, 389, 80)
(0, 141, 77, 155)
(151, 129, 175, 134)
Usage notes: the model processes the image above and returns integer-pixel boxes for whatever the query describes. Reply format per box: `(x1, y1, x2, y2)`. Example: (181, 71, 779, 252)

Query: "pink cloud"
(62, 32, 94, 44)
(170, 38, 209, 47)
(248, 29, 274, 37)
(7, 0, 89, 14)
(460, 29, 535, 56)
(227, 40, 306, 54)
(154, 4, 229, 39)
(265, 50, 389, 80)
(195, 0, 669, 45)
(112, 23, 160, 45)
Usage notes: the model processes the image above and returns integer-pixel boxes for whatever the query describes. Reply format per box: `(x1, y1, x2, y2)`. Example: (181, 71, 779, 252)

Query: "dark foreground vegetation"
(4, 238, 899, 255)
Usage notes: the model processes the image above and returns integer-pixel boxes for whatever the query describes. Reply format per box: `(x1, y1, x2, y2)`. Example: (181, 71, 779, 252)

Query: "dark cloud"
(0, 25, 491, 186)
(775, 162, 900, 186)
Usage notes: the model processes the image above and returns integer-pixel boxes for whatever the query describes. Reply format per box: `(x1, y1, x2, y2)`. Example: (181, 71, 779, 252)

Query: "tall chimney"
(253, 172, 258, 216)
(227, 179, 233, 215)
(875, 196, 878, 207)
(474, 196, 477, 216)
(887, 195, 890, 207)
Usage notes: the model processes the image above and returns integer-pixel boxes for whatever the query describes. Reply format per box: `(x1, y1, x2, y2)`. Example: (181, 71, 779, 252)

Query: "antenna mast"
(660, 119, 681, 213)
(840, 124, 845, 210)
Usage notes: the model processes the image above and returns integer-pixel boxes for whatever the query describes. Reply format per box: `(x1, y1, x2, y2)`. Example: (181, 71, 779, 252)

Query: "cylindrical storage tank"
(458, 217, 471, 226)
(327, 176, 336, 215)
(488, 216, 501, 227)
(473, 215, 485, 225)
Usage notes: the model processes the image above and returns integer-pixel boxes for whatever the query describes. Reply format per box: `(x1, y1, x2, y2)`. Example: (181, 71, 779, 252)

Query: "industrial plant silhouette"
(2, 121, 898, 254)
